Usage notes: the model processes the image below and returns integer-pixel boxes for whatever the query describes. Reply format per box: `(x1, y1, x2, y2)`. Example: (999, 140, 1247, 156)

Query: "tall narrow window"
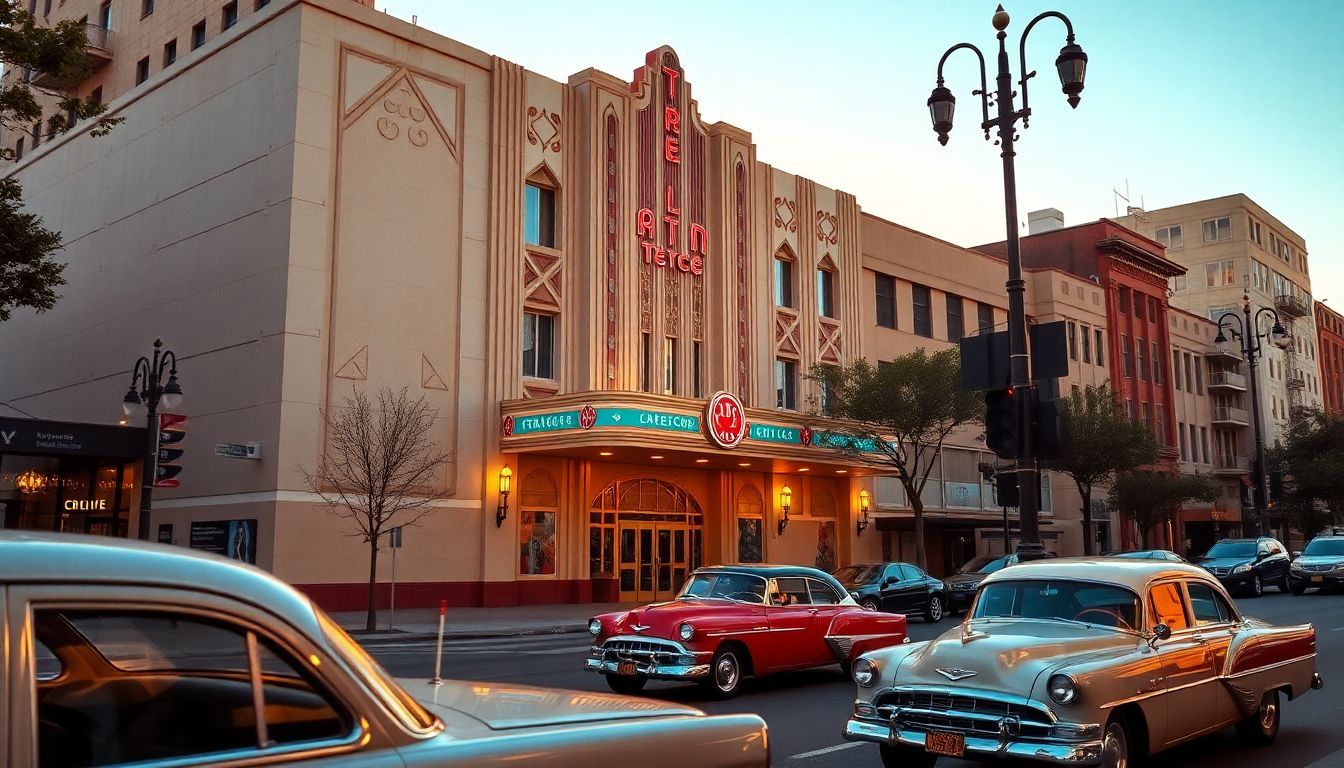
(874, 273, 895, 329)
(774, 256, 794, 308)
(1189, 424, 1199, 463)
(775, 359, 797, 410)
(14, 138, 24, 161)
(141, 0, 154, 17)
(522, 311, 555, 379)
(1147, 296, 1157, 323)
(1137, 338, 1148, 380)
(1194, 359, 1204, 394)
(692, 341, 702, 399)
(135, 56, 150, 85)
(163, 39, 177, 66)
(1155, 411, 1166, 446)
(191, 20, 207, 49)
(978, 302, 994, 334)
(98, 0, 112, 29)
(1080, 325, 1091, 363)
(90, 87, 102, 106)
(1067, 321, 1078, 360)
(945, 293, 963, 342)
(524, 183, 556, 248)
(817, 266, 836, 318)
(1121, 334, 1131, 377)
(1178, 422, 1187, 460)
(1152, 341, 1162, 385)
(1172, 350, 1182, 391)
(256, 0, 271, 7)
(1200, 427, 1209, 463)
(819, 366, 838, 416)
(641, 333, 652, 393)
(1094, 329, 1104, 367)
(1118, 288, 1130, 314)
(30, 120, 40, 149)
(663, 337, 678, 395)
(912, 283, 932, 338)
(222, 1, 238, 30)
(1183, 352, 1194, 391)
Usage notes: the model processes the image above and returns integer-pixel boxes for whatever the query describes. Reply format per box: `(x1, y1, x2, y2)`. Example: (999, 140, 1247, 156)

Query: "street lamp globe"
(1270, 322, 1292, 350)
(1055, 42, 1088, 108)
(160, 374, 184, 411)
(122, 387, 146, 418)
(1213, 329, 1230, 354)
(927, 86, 956, 145)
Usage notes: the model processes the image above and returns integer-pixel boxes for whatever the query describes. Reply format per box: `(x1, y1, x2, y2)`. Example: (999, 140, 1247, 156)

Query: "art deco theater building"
(0, 0, 1137, 608)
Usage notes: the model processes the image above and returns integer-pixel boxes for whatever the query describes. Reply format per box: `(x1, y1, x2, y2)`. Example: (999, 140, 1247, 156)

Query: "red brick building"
(1317, 301, 1344, 416)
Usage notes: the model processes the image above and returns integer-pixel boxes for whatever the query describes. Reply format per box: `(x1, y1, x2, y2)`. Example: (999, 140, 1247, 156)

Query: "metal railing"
(1211, 406, 1251, 424)
(83, 23, 111, 51)
(1208, 371, 1247, 389)
(1214, 455, 1250, 471)
(1275, 294, 1310, 318)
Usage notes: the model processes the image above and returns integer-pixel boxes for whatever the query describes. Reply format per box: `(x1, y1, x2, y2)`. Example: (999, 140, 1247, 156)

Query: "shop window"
(522, 311, 555, 379)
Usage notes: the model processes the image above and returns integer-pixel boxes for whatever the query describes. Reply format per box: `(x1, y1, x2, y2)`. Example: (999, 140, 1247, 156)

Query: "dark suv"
(1193, 537, 1291, 597)
(942, 551, 1057, 614)
(1289, 535, 1344, 595)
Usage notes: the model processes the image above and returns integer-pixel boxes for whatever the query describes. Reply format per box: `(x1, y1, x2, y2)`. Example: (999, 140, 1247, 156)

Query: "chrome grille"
(600, 638, 683, 663)
(875, 690, 1053, 738)
(1303, 564, 1337, 573)
(1211, 567, 1232, 576)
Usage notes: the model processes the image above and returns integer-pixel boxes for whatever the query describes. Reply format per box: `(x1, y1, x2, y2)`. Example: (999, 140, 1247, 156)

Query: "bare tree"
(303, 386, 452, 631)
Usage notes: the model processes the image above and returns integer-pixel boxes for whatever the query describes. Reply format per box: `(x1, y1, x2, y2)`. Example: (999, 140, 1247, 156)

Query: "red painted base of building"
(296, 579, 620, 612)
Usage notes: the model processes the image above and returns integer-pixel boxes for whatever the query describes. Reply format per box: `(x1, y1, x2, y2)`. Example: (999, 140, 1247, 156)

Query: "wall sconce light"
(495, 465, 513, 528)
(778, 484, 792, 536)
(857, 489, 871, 536)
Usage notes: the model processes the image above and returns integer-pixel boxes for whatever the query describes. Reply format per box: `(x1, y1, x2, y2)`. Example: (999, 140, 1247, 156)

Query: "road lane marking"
(790, 742, 864, 760)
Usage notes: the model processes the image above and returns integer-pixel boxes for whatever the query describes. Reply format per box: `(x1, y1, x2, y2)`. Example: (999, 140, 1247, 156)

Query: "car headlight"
(588, 618, 602, 636)
(678, 622, 695, 641)
(1232, 564, 1252, 574)
(853, 657, 879, 688)
(1048, 674, 1079, 705)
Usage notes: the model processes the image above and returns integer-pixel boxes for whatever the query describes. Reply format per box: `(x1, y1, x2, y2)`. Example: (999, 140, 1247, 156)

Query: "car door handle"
(808, 608, 819, 615)
(1192, 634, 1209, 644)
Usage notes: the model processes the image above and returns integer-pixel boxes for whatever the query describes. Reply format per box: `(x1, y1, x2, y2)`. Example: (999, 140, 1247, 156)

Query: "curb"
(351, 624, 589, 645)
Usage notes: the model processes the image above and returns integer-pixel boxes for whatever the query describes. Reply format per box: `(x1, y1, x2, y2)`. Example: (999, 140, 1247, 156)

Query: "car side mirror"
(850, 591, 862, 602)
(1256, 550, 1270, 561)
(882, 577, 896, 587)
(1152, 623, 1172, 642)
(1292, 551, 1302, 560)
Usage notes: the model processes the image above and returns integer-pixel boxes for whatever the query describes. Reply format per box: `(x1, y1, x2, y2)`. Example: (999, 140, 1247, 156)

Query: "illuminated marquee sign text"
(635, 64, 708, 276)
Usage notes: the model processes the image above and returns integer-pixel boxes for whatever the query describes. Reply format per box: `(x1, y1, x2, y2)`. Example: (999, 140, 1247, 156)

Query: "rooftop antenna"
(1112, 181, 1130, 218)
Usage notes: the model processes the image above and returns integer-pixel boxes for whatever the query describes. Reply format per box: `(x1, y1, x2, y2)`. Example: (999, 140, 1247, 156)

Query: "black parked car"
(941, 551, 1057, 614)
(1193, 537, 1291, 597)
(833, 562, 947, 623)
(1289, 535, 1344, 595)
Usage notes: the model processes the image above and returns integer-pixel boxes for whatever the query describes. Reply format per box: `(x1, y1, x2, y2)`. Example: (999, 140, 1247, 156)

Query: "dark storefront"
(0, 417, 146, 537)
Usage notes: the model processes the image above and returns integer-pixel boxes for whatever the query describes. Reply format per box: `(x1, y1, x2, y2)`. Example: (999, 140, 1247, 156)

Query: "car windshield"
(1303, 539, 1344, 557)
(678, 572, 767, 603)
(833, 565, 884, 585)
(956, 555, 1007, 574)
(973, 579, 1141, 631)
(1205, 541, 1256, 559)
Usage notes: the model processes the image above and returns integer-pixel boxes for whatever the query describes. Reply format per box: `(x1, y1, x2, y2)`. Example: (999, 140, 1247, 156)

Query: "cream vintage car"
(843, 558, 1323, 767)
(1, 531, 769, 768)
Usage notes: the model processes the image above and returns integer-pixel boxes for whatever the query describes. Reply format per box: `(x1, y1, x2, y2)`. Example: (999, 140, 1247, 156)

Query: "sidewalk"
(334, 602, 635, 644)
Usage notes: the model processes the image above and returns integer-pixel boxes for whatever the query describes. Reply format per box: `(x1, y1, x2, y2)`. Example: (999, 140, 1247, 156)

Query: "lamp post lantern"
(929, 5, 1087, 559)
(121, 338, 183, 541)
(1213, 292, 1292, 536)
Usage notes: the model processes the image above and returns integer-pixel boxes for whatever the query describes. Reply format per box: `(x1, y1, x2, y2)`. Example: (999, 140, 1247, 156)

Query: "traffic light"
(995, 472, 1020, 508)
(1031, 395, 1066, 461)
(984, 387, 1018, 459)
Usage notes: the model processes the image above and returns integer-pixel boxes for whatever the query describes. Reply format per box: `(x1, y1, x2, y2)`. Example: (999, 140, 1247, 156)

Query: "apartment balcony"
(1275, 294, 1310, 318)
(31, 24, 112, 89)
(1208, 371, 1248, 392)
(1211, 406, 1251, 427)
(1286, 375, 1306, 391)
(1213, 455, 1251, 476)
(1204, 344, 1243, 363)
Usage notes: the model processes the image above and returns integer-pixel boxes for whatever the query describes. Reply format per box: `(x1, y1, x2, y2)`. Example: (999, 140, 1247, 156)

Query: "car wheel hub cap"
(1103, 723, 1127, 768)
(931, 600, 943, 619)
(717, 654, 738, 690)
(1260, 699, 1277, 731)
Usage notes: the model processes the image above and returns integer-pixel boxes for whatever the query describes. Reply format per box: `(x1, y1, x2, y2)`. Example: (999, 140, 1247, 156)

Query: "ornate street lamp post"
(1214, 293, 1292, 536)
(928, 5, 1087, 557)
(121, 339, 183, 541)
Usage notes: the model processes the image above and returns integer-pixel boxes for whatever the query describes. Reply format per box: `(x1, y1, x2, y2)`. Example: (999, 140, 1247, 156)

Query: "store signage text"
(635, 64, 709, 277)
(504, 407, 701, 437)
(63, 499, 107, 511)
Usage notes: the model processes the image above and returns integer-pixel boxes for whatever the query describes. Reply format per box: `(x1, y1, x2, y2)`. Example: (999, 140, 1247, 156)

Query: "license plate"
(1312, 576, 1324, 583)
(617, 661, 638, 676)
(926, 730, 965, 757)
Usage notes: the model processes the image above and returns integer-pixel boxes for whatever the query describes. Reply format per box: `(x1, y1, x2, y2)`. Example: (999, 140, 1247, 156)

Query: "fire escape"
(1276, 292, 1311, 419)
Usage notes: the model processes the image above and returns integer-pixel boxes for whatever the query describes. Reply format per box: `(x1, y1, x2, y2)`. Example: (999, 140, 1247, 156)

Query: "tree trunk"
(911, 498, 928, 573)
(366, 539, 379, 632)
(1079, 484, 1094, 556)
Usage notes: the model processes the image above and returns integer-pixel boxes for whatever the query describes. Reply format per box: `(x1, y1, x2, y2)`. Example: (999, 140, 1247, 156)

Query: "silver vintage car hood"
(401, 678, 703, 731)
(895, 620, 1143, 695)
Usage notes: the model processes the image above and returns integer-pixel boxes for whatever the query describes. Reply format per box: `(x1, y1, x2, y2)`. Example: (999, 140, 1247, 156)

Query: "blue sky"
(384, 1, 1344, 307)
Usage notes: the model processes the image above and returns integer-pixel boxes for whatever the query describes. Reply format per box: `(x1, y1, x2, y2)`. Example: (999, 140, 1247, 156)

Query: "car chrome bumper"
(843, 719, 1104, 766)
(584, 656, 711, 680)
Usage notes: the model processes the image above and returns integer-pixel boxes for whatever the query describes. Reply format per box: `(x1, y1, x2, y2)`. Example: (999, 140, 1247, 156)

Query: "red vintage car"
(585, 564, 909, 698)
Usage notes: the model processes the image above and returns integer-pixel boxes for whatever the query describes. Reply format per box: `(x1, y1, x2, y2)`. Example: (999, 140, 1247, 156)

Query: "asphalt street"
(366, 590, 1344, 767)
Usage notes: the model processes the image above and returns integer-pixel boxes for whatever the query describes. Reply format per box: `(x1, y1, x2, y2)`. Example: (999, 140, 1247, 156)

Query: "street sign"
(158, 447, 184, 463)
(155, 414, 186, 488)
(390, 526, 403, 548)
(215, 443, 249, 458)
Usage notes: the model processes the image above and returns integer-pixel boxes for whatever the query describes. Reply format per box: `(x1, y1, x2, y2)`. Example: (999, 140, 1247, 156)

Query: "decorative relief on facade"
(604, 111, 620, 387)
(819, 321, 842, 364)
(664, 273, 680, 336)
(377, 86, 430, 148)
(691, 278, 703, 341)
(815, 211, 838, 245)
(523, 250, 562, 308)
(775, 311, 801, 357)
(334, 346, 369, 381)
(640, 268, 653, 331)
(773, 196, 797, 232)
(526, 106, 562, 153)
(522, 383, 559, 399)
(735, 159, 750, 397)
(421, 355, 449, 391)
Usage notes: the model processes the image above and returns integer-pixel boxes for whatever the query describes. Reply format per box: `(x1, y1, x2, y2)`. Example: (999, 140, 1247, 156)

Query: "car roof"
(0, 531, 322, 633)
(696, 564, 837, 580)
(980, 556, 1220, 592)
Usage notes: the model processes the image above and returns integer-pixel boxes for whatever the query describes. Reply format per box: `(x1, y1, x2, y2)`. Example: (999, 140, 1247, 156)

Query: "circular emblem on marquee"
(704, 391, 747, 449)
(579, 404, 597, 430)
(501, 416, 515, 437)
